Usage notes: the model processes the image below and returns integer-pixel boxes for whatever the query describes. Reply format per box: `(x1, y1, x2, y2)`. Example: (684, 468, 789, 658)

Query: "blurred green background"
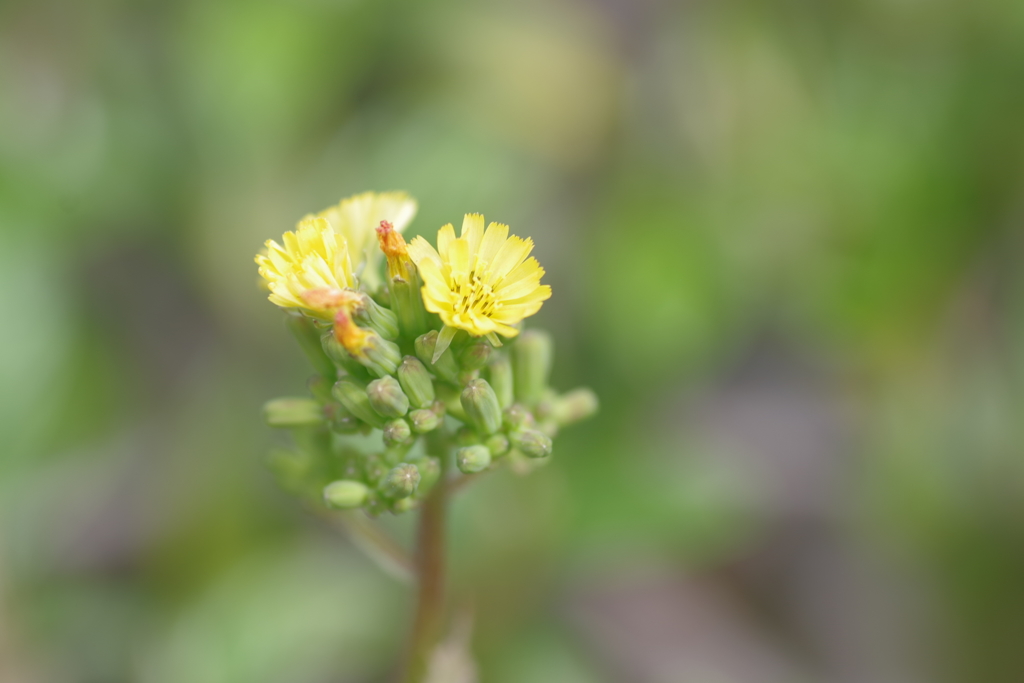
(4, 0, 1024, 681)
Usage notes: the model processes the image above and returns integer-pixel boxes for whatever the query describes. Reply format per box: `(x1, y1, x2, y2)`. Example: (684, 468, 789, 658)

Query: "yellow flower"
(408, 213, 552, 339)
(316, 191, 417, 289)
(255, 216, 355, 319)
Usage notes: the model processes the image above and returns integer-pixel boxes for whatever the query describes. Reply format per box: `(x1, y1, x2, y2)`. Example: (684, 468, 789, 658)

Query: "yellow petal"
(437, 223, 456, 260)
(478, 222, 509, 268)
(461, 213, 485, 261)
(488, 235, 533, 281)
(408, 236, 442, 268)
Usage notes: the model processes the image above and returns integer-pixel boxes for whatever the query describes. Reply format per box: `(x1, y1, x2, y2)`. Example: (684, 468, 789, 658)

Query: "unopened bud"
(553, 388, 599, 426)
(382, 463, 420, 499)
(409, 408, 441, 433)
(321, 329, 370, 379)
(512, 329, 552, 407)
(334, 310, 401, 377)
(409, 456, 441, 493)
(459, 342, 492, 371)
(485, 433, 510, 456)
(377, 221, 430, 337)
(353, 292, 400, 341)
(367, 376, 410, 418)
(331, 378, 386, 428)
(323, 480, 370, 509)
(456, 444, 491, 473)
(461, 379, 502, 435)
(503, 403, 535, 431)
(510, 429, 553, 459)
(415, 331, 459, 384)
(263, 397, 324, 428)
(397, 356, 436, 409)
(486, 355, 514, 409)
(383, 418, 413, 447)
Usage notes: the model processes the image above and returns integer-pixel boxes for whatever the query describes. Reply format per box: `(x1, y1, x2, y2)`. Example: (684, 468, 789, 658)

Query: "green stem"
(401, 449, 449, 683)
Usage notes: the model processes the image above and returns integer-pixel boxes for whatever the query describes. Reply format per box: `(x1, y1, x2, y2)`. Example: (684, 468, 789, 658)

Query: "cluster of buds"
(257, 192, 596, 515)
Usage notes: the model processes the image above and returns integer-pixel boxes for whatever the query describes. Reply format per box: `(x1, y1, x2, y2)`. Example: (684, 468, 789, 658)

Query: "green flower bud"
(286, 314, 336, 380)
(360, 335, 403, 378)
(503, 403, 535, 431)
(409, 408, 441, 433)
(321, 330, 371, 379)
(383, 418, 413, 447)
(323, 480, 370, 509)
(461, 379, 502, 435)
(382, 463, 420, 499)
(415, 331, 459, 384)
(512, 329, 552, 407)
(352, 292, 400, 340)
(367, 376, 410, 418)
(324, 402, 361, 434)
(397, 356, 436, 409)
(486, 355, 514, 409)
(456, 444, 491, 474)
(392, 497, 417, 513)
(459, 342, 492, 371)
(409, 456, 440, 493)
(485, 433, 510, 457)
(263, 397, 324, 428)
(331, 379, 386, 429)
(510, 428, 553, 459)
(553, 388, 599, 426)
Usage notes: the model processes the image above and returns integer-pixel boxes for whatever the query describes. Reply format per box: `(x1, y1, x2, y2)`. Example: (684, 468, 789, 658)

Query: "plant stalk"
(400, 457, 449, 682)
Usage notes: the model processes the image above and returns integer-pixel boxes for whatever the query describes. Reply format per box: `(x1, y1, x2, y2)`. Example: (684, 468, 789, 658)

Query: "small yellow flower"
(408, 214, 552, 338)
(316, 191, 417, 289)
(255, 216, 354, 319)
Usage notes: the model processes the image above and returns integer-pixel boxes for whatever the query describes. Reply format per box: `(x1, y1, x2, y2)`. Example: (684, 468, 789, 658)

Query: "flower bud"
(397, 356, 436, 409)
(377, 221, 430, 338)
(553, 388, 599, 426)
(461, 379, 502, 435)
(459, 342, 492, 371)
(456, 444, 491, 473)
(392, 497, 417, 513)
(382, 463, 420, 499)
(320, 329, 371, 379)
(436, 383, 468, 422)
(356, 295, 399, 341)
(367, 376, 410, 418)
(503, 403, 535, 431)
(512, 329, 552, 407)
(486, 355, 514, 409)
(331, 378, 386, 429)
(324, 402, 361, 434)
(485, 433, 510, 457)
(285, 314, 336, 380)
(409, 456, 441, 493)
(383, 418, 413, 447)
(323, 480, 370, 509)
(409, 408, 442, 433)
(415, 331, 459, 384)
(334, 310, 401, 377)
(510, 428, 553, 459)
(263, 397, 324, 428)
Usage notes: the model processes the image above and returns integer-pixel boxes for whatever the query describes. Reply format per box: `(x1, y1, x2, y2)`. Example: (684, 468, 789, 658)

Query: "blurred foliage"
(3, 0, 1024, 680)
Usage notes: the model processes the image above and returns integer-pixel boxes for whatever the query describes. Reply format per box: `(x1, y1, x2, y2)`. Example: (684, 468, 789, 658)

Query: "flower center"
(453, 272, 499, 317)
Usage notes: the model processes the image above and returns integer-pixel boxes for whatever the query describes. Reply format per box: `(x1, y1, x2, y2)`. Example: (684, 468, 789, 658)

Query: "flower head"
(255, 216, 354, 319)
(317, 191, 417, 289)
(408, 214, 551, 338)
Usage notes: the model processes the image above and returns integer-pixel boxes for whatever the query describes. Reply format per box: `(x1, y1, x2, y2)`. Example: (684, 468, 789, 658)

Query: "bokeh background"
(4, 0, 1024, 681)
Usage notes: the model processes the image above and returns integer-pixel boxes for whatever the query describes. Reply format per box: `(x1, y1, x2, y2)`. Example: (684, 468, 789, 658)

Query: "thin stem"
(401, 457, 449, 683)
